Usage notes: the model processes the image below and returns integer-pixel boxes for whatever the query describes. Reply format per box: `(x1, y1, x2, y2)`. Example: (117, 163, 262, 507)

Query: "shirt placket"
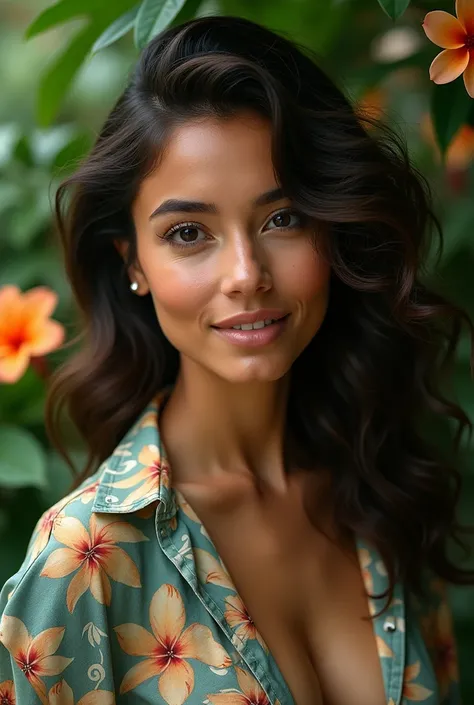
(376, 581, 407, 705)
(155, 506, 295, 705)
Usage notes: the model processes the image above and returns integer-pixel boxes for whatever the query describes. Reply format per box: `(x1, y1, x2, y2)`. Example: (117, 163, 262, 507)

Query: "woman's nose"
(219, 234, 272, 298)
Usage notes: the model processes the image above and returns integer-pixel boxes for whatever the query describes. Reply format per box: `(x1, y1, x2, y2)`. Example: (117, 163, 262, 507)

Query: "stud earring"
(130, 281, 139, 292)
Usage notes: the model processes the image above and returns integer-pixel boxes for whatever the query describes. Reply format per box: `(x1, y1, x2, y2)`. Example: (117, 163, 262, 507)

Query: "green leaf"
(135, 0, 187, 50)
(169, 0, 202, 27)
(0, 426, 47, 489)
(52, 132, 92, 174)
(92, 5, 140, 53)
(12, 136, 35, 168)
(431, 79, 472, 156)
(37, 24, 99, 127)
(25, 0, 97, 39)
(376, 0, 411, 20)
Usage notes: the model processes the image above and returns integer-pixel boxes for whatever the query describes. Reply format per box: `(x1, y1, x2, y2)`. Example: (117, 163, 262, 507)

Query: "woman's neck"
(159, 357, 291, 493)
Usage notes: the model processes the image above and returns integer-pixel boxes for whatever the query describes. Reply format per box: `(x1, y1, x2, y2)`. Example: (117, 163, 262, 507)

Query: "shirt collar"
(92, 386, 177, 519)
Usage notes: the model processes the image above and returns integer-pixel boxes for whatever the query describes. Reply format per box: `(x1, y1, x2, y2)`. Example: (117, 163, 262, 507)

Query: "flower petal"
(52, 516, 90, 550)
(150, 585, 186, 645)
(78, 690, 116, 705)
(28, 321, 64, 356)
(235, 666, 267, 701)
(0, 615, 30, 656)
(158, 659, 194, 705)
(22, 288, 58, 321)
(48, 679, 74, 705)
(404, 682, 434, 701)
(376, 635, 394, 658)
(429, 47, 470, 84)
(26, 672, 48, 705)
(463, 56, 474, 97)
(89, 568, 111, 606)
(194, 549, 235, 590)
(41, 548, 82, 579)
(207, 696, 248, 705)
(92, 515, 148, 544)
(119, 658, 160, 694)
(422, 11, 466, 48)
(405, 661, 421, 681)
(456, 0, 474, 35)
(179, 624, 231, 668)
(0, 350, 30, 384)
(29, 627, 65, 659)
(66, 562, 91, 613)
(114, 623, 159, 657)
(36, 655, 73, 677)
(102, 546, 141, 588)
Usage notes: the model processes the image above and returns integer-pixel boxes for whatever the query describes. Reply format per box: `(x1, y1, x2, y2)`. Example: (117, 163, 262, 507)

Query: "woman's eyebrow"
(148, 186, 285, 220)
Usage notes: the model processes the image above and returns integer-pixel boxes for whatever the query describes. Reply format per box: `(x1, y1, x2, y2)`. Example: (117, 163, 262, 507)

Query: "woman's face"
(124, 112, 331, 384)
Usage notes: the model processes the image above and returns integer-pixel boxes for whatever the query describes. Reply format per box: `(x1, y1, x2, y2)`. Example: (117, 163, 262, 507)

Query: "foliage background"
(0, 0, 473, 699)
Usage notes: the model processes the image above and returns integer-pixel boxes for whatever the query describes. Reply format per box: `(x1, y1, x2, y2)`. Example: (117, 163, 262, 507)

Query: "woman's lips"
(211, 314, 290, 348)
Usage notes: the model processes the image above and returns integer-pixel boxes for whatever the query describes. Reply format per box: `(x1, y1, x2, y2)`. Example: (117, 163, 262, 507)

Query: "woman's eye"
(266, 210, 303, 230)
(164, 224, 207, 248)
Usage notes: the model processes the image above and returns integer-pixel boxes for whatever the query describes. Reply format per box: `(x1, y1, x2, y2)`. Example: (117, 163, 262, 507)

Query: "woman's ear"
(113, 239, 149, 296)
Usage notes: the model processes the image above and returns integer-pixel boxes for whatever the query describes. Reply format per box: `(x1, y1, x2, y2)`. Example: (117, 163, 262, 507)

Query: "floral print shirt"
(0, 389, 462, 705)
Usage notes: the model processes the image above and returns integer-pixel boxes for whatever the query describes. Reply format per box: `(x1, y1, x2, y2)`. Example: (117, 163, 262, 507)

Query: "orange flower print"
(106, 445, 169, 506)
(78, 481, 100, 505)
(40, 514, 148, 612)
(420, 584, 459, 699)
(422, 0, 474, 97)
(115, 584, 231, 705)
(0, 616, 72, 705)
(48, 679, 114, 705)
(357, 547, 374, 594)
(0, 285, 64, 383)
(28, 505, 66, 565)
(224, 595, 267, 651)
(194, 549, 236, 591)
(403, 661, 433, 701)
(207, 666, 270, 704)
(0, 680, 15, 705)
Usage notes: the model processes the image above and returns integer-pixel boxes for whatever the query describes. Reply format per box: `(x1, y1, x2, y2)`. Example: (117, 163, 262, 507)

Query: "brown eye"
(273, 212, 292, 228)
(162, 222, 208, 248)
(266, 209, 303, 231)
(180, 227, 199, 242)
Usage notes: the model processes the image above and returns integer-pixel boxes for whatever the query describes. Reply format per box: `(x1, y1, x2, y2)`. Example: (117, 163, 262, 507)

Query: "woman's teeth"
(231, 318, 277, 330)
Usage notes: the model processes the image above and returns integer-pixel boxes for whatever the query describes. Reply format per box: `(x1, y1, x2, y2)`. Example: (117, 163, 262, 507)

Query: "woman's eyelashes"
(158, 208, 307, 250)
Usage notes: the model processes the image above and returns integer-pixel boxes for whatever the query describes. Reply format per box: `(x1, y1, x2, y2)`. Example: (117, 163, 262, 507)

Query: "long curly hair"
(46, 14, 474, 604)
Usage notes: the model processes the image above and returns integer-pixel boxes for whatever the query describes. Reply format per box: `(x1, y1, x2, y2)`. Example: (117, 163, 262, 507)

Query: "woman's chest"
(173, 478, 387, 705)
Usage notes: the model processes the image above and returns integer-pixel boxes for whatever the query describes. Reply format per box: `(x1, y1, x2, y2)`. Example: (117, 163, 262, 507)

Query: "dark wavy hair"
(46, 14, 474, 605)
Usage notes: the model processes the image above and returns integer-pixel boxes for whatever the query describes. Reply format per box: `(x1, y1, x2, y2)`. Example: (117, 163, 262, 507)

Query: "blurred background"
(0, 0, 473, 699)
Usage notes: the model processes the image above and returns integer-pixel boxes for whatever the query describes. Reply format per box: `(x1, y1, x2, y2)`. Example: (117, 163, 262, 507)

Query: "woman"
(0, 14, 472, 705)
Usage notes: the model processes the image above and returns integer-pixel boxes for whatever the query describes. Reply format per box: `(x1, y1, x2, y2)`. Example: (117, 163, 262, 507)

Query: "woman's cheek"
(147, 265, 214, 321)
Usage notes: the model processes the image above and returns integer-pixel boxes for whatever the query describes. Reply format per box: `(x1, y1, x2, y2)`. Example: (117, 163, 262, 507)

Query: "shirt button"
(383, 617, 397, 632)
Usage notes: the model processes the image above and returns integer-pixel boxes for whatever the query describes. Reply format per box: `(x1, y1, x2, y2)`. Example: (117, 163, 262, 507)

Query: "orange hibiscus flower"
(422, 0, 474, 97)
(40, 514, 148, 612)
(224, 594, 267, 651)
(0, 616, 72, 705)
(115, 583, 231, 705)
(48, 679, 114, 705)
(106, 445, 169, 506)
(0, 680, 15, 705)
(207, 666, 271, 705)
(403, 661, 433, 701)
(0, 285, 64, 383)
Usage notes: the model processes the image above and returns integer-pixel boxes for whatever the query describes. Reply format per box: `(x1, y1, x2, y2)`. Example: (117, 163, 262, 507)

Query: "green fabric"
(0, 390, 461, 705)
